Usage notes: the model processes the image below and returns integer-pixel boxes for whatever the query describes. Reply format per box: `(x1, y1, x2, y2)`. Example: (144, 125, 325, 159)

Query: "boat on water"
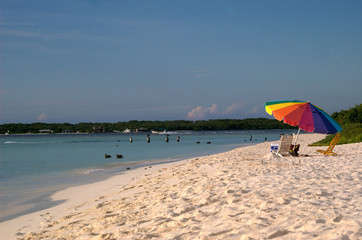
(151, 130, 191, 135)
(151, 130, 167, 134)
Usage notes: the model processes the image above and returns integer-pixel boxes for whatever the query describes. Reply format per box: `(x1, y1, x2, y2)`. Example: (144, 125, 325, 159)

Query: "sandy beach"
(1, 133, 361, 240)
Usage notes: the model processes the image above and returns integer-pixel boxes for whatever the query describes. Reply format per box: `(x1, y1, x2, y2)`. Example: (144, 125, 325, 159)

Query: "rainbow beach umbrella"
(265, 100, 342, 147)
(265, 100, 342, 134)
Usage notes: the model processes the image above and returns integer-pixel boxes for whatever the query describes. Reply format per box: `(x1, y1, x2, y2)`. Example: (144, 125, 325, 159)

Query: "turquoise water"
(0, 129, 296, 221)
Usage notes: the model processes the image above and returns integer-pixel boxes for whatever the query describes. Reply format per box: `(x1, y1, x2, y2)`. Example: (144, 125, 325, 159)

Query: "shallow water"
(0, 129, 296, 221)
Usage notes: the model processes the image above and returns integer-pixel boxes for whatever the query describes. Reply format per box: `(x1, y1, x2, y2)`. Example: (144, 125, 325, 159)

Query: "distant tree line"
(0, 118, 295, 134)
(331, 104, 362, 125)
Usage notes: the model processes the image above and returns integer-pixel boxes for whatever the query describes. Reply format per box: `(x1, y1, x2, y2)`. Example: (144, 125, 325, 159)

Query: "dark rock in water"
(206, 142, 211, 144)
(104, 154, 111, 158)
(196, 141, 200, 144)
(127, 167, 131, 170)
(116, 154, 123, 159)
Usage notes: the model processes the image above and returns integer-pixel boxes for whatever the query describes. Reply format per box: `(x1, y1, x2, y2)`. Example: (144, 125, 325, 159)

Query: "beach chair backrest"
(277, 135, 293, 156)
(326, 133, 341, 153)
(316, 133, 341, 156)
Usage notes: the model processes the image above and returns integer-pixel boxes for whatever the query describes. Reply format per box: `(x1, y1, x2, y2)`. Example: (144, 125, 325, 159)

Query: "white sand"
(1, 133, 361, 240)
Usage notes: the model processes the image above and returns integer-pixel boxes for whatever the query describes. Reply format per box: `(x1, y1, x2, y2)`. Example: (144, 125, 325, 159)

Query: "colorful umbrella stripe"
(265, 100, 342, 134)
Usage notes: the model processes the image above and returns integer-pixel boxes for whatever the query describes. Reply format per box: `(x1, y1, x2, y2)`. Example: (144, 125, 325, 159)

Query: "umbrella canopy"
(265, 100, 342, 134)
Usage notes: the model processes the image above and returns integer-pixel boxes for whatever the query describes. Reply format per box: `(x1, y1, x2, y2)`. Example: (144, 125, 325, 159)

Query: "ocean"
(0, 129, 297, 222)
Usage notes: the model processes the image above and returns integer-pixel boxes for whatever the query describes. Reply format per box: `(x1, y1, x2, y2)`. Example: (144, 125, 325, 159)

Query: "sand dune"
(2, 133, 361, 239)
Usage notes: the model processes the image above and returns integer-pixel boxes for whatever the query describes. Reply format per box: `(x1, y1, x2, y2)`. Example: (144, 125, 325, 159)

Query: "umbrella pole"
(293, 128, 300, 150)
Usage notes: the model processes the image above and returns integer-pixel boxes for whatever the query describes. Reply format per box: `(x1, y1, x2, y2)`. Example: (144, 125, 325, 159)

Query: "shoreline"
(0, 159, 190, 240)
(0, 139, 256, 223)
(1, 133, 361, 239)
(0, 155, 207, 222)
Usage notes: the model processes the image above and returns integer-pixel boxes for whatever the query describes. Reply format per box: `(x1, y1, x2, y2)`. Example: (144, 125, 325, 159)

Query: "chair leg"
(328, 152, 338, 156)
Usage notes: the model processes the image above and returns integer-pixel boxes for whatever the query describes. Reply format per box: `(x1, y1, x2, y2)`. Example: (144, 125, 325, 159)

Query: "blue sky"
(1, 0, 361, 123)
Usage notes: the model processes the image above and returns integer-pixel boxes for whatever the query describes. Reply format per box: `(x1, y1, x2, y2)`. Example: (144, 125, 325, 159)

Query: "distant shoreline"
(0, 118, 296, 135)
(0, 132, 91, 136)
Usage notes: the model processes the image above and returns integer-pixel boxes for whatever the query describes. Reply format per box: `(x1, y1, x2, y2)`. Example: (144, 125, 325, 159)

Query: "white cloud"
(187, 106, 205, 119)
(37, 113, 48, 122)
(186, 101, 260, 120)
(223, 103, 238, 114)
(222, 101, 245, 115)
(208, 103, 218, 113)
(187, 104, 218, 120)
